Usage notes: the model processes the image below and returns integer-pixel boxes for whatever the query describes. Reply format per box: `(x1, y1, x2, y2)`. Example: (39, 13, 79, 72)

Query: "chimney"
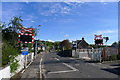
(82, 37, 84, 40)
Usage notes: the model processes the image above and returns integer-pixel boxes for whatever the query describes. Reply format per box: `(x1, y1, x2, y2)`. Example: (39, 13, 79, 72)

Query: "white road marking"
(39, 56, 43, 78)
(55, 58, 60, 61)
(26, 61, 33, 68)
(69, 58, 75, 60)
(62, 63, 79, 71)
(48, 70, 76, 74)
(48, 57, 79, 74)
(21, 61, 33, 73)
(21, 69, 26, 73)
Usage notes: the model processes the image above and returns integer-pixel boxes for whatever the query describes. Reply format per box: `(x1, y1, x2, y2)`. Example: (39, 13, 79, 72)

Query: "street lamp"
(34, 25, 42, 58)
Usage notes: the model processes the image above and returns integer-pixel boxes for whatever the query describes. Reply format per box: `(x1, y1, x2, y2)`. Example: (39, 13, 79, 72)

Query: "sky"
(2, 2, 118, 45)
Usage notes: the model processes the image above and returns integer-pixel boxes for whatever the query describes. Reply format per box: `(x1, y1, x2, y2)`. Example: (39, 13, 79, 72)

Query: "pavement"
(11, 53, 43, 80)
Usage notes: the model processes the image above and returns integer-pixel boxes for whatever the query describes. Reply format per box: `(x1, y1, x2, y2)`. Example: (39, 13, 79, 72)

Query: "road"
(41, 52, 119, 78)
(14, 52, 119, 79)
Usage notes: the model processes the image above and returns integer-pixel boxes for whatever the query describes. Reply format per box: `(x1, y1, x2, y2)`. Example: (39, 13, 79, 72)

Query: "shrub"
(117, 54, 120, 60)
(109, 55, 117, 61)
(10, 59, 19, 73)
(2, 42, 19, 67)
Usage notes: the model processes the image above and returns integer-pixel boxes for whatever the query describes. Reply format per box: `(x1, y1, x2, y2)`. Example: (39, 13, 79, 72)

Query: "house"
(72, 37, 89, 49)
(37, 42, 46, 51)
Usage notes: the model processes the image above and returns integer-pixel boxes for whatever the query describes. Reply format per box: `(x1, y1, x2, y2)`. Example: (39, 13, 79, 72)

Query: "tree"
(2, 16, 23, 48)
(54, 41, 60, 51)
(1, 17, 23, 67)
(111, 42, 118, 48)
(60, 40, 72, 50)
(8, 16, 23, 32)
(45, 41, 54, 51)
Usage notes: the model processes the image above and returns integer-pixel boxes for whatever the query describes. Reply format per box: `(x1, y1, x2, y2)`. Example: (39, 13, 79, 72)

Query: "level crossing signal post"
(18, 27, 35, 68)
(94, 35, 104, 62)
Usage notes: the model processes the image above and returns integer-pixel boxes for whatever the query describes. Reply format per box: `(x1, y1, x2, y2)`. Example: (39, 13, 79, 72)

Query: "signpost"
(18, 27, 34, 68)
(94, 35, 103, 45)
(94, 35, 104, 62)
(22, 51, 28, 55)
(18, 33, 34, 43)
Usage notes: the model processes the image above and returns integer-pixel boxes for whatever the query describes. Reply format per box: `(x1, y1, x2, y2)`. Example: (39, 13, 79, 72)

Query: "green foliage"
(38, 50, 43, 53)
(89, 44, 105, 48)
(109, 55, 117, 61)
(45, 41, 54, 51)
(8, 16, 23, 30)
(10, 59, 19, 73)
(111, 42, 118, 47)
(2, 16, 22, 67)
(2, 42, 19, 66)
(54, 41, 60, 51)
(60, 40, 72, 50)
(117, 54, 120, 60)
(1, 16, 37, 71)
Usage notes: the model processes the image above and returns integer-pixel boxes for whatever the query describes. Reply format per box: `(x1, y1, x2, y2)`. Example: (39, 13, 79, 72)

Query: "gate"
(72, 48, 103, 62)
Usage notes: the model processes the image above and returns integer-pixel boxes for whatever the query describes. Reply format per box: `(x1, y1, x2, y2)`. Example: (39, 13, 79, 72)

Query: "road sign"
(20, 27, 34, 33)
(22, 51, 28, 55)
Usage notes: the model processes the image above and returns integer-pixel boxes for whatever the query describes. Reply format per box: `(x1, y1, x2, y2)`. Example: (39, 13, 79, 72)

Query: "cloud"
(56, 18, 73, 23)
(95, 30, 117, 35)
(2, 3, 24, 23)
(36, 2, 80, 16)
(60, 32, 64, 34)
(31, 20, 35, 22)
(2, 0, 119, 2)
(47, 39, 54, 42)
(64, 34, 69, 37)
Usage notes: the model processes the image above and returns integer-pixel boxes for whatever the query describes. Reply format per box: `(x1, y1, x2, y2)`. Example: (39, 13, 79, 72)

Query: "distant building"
(72, 37, 89, 49)
(37, 42, 46, 51)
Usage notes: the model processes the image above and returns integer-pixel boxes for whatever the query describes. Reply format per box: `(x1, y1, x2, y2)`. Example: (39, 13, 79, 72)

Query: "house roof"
(72, 38, 89, 48)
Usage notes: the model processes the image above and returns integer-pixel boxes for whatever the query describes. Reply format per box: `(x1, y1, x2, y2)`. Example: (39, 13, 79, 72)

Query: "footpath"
(11, 53, 42, 80)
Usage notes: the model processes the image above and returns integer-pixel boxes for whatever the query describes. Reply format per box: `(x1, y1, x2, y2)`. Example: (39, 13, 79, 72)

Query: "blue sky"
(2, 2, 118, 45)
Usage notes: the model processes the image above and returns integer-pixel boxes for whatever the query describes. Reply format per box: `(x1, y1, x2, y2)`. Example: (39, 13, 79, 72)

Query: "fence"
(0, 52, 35, 80)
(72, 48, 103, 61)
(102, 47, 119, 61)
(72, 47, 119, 62)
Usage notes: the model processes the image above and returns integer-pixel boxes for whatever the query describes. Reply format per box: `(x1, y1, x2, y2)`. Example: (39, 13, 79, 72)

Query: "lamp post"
(34, 25, 42, 59)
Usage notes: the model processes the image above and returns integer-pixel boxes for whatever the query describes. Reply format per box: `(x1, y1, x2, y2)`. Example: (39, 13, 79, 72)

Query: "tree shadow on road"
(101, 67, 120, 76)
